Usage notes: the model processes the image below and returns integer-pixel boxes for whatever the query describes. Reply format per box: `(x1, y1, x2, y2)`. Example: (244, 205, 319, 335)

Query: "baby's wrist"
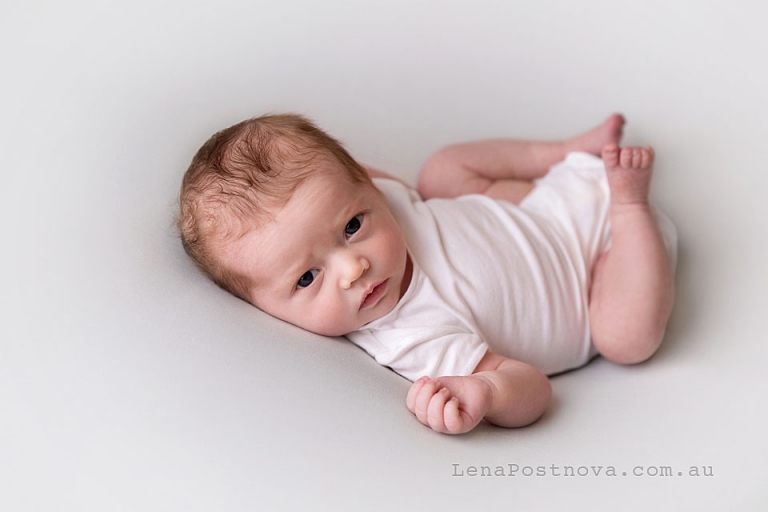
(469, 372, 498, 415)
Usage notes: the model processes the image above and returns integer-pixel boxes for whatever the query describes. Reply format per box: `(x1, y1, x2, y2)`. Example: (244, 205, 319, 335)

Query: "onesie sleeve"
(346, 326, 489, 382)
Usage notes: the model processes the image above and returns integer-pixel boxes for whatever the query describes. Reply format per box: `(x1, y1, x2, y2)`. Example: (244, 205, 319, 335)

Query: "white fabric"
(346, 152, 677, 381)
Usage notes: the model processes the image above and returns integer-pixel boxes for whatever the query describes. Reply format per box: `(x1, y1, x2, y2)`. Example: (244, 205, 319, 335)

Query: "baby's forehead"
(219, 221, 292, 293)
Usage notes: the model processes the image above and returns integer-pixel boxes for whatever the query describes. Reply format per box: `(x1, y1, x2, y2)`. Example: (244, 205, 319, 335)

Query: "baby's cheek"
(310, 300, 351, 336)
(381, 230, 407, 265)
(372, 225, 393, 251)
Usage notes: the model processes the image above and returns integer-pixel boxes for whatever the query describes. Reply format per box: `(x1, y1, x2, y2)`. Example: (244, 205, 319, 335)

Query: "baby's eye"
(345, 214, 364, 237)
(297, 269, 318, 289)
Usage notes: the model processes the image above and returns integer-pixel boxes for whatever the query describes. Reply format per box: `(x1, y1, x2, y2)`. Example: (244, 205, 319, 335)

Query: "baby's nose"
(340, 257, 370, 290)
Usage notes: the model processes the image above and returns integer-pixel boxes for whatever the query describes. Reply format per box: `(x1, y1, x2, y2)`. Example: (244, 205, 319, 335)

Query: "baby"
(177, 113, 676, 434)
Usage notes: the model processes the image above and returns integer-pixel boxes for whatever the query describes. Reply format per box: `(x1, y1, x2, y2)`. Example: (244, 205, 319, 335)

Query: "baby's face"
(220, 168, 412, 336)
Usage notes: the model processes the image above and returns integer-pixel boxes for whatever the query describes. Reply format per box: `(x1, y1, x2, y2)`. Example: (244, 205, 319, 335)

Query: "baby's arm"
(405, 351, 552, 434)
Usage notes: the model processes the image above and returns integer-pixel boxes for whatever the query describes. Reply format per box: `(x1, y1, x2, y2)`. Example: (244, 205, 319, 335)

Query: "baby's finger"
(427, 387, 451, 433)
(406, 376, 429, 413)
(444, 397, 466, 434)
(414, 379, 440, 424)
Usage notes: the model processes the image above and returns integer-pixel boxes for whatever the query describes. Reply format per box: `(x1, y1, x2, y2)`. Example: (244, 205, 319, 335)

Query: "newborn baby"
(177, 113, 676, 434)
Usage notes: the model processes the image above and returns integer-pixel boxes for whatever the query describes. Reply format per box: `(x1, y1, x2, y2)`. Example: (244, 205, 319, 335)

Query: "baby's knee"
(593, 329, 664, 366)
(417, 148, 455, 199)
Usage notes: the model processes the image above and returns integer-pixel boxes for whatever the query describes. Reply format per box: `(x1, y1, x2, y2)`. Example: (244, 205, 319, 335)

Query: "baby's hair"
(177, 113, 371, 302)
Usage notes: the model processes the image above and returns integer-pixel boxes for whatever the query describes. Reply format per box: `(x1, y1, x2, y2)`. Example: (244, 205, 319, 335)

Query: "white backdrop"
(2, 1, 767, 510)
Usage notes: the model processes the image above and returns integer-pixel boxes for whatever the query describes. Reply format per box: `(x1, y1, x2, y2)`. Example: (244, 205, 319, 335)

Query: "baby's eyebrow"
(275, 259, 310, 291)
(279, 271, 299, 290)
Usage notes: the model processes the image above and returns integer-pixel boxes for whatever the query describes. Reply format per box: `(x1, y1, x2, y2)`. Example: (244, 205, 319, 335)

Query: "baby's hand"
(405, 375, 493, 434)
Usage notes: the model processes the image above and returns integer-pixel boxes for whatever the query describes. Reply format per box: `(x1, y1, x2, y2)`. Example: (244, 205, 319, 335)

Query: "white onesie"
(345, 152, 677, 382)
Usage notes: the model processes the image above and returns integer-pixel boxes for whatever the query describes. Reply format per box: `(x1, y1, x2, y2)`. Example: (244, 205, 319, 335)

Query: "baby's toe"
(619, 148, 629, 168)
(641, 147, 654, 169)
(602, 144, 620, 168)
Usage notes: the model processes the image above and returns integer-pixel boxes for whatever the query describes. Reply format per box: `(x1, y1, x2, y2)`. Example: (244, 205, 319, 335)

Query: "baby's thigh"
(483, 179, 536, 205)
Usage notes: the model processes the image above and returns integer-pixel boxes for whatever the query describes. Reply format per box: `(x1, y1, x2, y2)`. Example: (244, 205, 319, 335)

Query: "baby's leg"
(418, 114, 625, 203)
(588, 145, 675, 364)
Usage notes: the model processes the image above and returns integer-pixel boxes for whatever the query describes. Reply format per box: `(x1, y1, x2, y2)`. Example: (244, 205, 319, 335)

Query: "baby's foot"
(602, 144, 654, 206)
(566, 113, 625, 156)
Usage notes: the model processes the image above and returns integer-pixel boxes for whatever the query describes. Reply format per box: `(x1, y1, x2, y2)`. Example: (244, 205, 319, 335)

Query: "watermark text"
(451, 463, 714, 478)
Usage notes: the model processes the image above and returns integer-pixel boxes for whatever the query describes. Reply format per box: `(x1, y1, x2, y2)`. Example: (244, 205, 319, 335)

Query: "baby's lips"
(360, 280, 387, 308)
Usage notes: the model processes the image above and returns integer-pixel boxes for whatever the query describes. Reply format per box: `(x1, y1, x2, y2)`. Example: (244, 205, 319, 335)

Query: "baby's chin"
(302, 319, 366, 338)
(353, 302, 398, 333)
(311, 311, 390, 337)
(314, 320, 373, 338)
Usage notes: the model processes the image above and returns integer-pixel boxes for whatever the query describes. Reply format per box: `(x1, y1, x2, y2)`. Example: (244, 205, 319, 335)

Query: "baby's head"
(178, 114, 411, 336)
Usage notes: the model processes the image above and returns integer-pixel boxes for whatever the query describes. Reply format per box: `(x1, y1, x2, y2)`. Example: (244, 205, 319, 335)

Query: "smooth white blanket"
(2, 1, 766, 511)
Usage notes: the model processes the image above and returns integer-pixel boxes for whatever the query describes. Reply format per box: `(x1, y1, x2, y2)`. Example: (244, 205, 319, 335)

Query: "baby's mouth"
(360, 280, 387, 309)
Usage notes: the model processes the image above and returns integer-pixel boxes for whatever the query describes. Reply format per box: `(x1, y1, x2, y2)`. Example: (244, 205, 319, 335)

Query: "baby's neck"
(399, 254, 413, 299)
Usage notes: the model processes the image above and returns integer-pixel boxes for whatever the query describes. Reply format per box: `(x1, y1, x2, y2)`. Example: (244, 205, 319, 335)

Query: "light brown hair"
(177, 113, 371, 301)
